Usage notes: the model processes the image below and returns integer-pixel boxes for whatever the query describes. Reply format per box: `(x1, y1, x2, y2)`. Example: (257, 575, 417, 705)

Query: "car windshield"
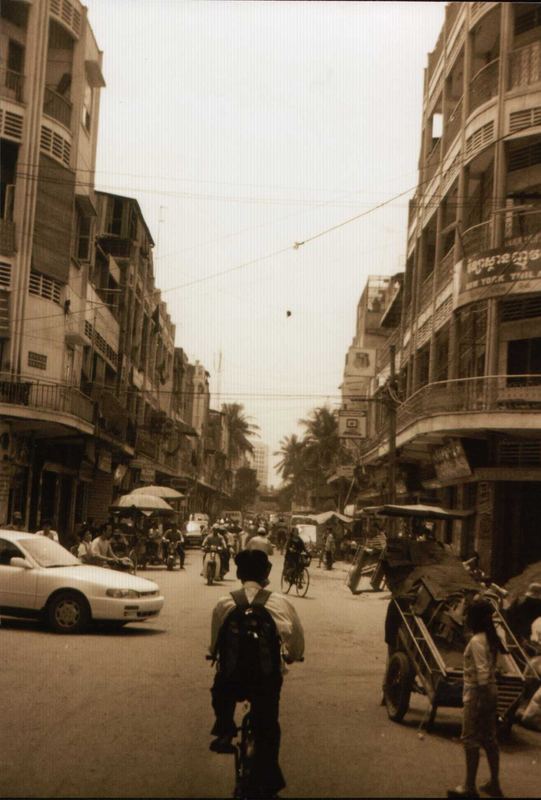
(20, 537, 80, 568)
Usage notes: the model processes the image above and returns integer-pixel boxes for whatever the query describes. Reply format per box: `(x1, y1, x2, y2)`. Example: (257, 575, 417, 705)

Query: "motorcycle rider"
(164, 521, 186, 569)
(202, 525, 228, 579)
(284, 527, 308, 582)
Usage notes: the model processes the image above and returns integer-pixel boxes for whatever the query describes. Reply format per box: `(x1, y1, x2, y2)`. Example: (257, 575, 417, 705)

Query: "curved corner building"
(357, 2, 541, 583)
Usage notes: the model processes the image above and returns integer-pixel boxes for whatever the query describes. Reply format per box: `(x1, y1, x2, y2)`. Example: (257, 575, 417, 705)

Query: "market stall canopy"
(361, 504, 474, 520)
(294, 511, 353, 526)
(111, 493, 174, 512)
(130, 485, 184, 500)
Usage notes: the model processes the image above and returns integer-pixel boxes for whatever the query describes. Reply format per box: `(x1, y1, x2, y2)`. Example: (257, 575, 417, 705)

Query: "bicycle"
(280, 554, 310, 597)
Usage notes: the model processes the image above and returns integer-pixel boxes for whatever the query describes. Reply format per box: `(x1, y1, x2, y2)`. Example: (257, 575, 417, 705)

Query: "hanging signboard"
(344, 347, 376, 378)
(433, 438, 472, 482)
(338, 410, 367, 439)
(457, 245, 541, 307)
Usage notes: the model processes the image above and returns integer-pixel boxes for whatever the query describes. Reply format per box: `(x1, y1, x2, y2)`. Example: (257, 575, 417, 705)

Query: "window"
(28, 351, 47, 370)
(28, 271, 62, 304)
(0, 538, 23, 566)
(507, 337, 541, 386)
(108, 197, 123, 236)
(76, 214, 92, 261)
(82, 84, 93, 132)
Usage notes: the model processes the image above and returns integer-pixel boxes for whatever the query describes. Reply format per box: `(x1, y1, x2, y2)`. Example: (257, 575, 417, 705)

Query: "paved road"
(1, 551, 539, 798)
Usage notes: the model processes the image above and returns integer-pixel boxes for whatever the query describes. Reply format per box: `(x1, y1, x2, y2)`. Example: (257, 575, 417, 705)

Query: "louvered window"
(496, 440, 541, 467)
(515, 5, 541, 36)
(509, 107, 541, 134)
(28, 351, 47, 370)
(508, 141, 541, 172)
(465, 122, 494, 159)
(501, 295, 541, 321)
(0, 263, 11, 290)
(28, 271, 62, 304)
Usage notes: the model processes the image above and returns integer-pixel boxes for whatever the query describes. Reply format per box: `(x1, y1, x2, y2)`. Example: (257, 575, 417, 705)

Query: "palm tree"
(274, 434, 306, 482)
(222, 403, 259, 465)
(299, 405, 343, 475)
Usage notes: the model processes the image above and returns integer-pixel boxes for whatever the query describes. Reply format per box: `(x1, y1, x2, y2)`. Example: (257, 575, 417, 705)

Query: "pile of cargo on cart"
(347, 504, 541, 735)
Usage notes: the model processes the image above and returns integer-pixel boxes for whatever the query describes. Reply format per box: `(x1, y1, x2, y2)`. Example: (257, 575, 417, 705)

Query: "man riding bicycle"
(283, 527, 308, 582)
(209, 549, 304, 799)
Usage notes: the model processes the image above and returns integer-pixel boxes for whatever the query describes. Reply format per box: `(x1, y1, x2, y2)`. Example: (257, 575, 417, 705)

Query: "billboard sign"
(457, 245, 541, 307)
(344, 347, 376, 378)
(433, 438, 472, 482)
(338, 410, 367, 439)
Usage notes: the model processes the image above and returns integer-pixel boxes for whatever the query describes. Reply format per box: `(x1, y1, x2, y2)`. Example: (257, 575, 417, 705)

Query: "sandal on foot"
(447, 789, 479, 798)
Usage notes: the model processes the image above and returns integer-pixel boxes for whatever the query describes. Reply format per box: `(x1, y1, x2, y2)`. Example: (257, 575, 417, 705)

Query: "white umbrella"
(111, 493, 174, 511)
(130, 485, 184, 500)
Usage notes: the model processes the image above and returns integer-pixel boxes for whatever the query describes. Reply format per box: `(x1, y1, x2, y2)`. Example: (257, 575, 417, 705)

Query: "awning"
(75, 193, 97, 217)
(85, 59, 106, 88)
(361, 504, 475, 520)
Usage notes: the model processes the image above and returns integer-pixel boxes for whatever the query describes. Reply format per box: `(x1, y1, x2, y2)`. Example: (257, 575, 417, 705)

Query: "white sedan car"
(0, 531, 164, 634)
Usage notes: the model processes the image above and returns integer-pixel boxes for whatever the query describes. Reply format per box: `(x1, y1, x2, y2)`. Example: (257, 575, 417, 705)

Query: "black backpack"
(216, 589, 282, 691)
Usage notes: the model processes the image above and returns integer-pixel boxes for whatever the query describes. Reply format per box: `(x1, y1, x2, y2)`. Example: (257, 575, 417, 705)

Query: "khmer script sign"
(457, 245, 541, 306)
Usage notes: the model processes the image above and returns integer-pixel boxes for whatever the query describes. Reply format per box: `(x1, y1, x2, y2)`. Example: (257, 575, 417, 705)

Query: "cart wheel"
(384, 651, 413, 722)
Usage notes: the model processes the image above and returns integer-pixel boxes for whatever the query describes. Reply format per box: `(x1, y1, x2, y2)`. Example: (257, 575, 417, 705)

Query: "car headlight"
(106, 588, 141, 598)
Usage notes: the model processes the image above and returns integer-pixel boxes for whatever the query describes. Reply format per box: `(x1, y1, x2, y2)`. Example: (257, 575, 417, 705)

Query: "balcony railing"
(358, 375, 541, 457)
(503, 207, 541, 246)
(43, 87, 72, 129)
(0, 377, 94, 424)
(424, 140, 442, 185)
(136, 430, 158, 460)
(469, 59, 499, 114)
(0, 67, 24, 102)
(436, 245, 456, 290)
(509, 41, 541, 90)
(461, 219, 492, 256)
(444, 96, 463, 154)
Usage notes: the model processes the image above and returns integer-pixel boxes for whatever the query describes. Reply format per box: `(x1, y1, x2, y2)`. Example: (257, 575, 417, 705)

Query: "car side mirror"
(10, 557, 32, 569)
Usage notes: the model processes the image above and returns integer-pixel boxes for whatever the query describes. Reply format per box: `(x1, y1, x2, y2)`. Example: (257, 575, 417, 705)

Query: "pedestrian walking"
(448, 598, 506, 799)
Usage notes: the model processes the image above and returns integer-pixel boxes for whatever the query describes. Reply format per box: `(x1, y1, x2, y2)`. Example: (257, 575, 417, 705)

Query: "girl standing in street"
(448, 598, 506, 799)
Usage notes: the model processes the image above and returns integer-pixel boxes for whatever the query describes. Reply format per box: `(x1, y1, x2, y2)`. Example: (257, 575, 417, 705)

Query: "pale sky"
(85, 0, 446, 485)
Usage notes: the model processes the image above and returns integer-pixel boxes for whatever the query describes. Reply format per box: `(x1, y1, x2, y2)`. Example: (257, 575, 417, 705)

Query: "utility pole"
(387, 344, 398, 504)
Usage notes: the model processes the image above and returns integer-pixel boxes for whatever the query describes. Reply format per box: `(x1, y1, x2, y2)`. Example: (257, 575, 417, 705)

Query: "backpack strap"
(230, 588, 271, 609)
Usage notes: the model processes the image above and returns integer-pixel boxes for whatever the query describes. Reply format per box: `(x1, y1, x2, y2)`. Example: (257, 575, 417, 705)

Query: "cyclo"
(347, 503, 534, 736)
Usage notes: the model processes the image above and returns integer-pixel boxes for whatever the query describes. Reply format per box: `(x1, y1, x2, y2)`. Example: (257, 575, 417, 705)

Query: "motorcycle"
(204, 546, 220, 585)
(165, 539, 178, 571)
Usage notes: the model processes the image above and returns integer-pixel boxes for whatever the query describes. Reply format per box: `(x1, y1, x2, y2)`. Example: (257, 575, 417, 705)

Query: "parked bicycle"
(281, 553, 310, 597)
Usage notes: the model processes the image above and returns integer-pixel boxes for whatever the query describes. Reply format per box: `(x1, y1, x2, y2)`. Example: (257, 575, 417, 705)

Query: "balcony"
(436, 245, 456, 290)
(358, 375, 541, 459)
(509, 41, 541, 91)
(462, 219, 492, 256)
(444, 96, 463, 154)
(419, 274, 433, 309)
(43, 87, 72, 129)
(0, 377, 94, 426)
(503, 207, 541, 246)
(136, 430, 158, 460)
(0, 219, 16, 257)
(0, 68, 24, 103)
(424, 140, 442, 186)
(469, 59, 499, 114)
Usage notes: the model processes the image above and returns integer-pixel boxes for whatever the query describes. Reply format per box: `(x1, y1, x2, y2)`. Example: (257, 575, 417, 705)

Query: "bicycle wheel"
(280, 571, 293, 594)
(236, 713, 255, 799)
(295, 567, 310, 597)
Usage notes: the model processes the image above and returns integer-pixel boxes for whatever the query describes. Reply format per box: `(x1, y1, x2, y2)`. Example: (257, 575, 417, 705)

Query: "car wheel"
(47, 591, 91, 634)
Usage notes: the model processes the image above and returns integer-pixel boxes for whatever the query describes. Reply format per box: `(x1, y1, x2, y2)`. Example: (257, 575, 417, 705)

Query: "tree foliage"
(274, 405, 348, 510)
(222, 403, 259, 464)
(230, 467, 259, 510)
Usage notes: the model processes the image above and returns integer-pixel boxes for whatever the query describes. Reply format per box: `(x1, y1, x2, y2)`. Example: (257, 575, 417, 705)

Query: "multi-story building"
(0, 0, 230, 536)
(353, 1, 541, 583)
(0, 0, 105, 531)
(252, 443, 269, 490)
